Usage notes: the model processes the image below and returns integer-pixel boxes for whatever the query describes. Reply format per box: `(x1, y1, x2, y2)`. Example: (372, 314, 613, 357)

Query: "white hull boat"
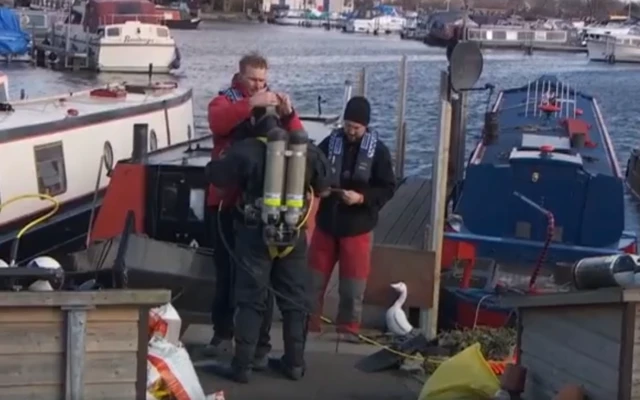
(0, 72, 194, 260)
(588, 32, 640, 63)
(49, 0, 180, 73)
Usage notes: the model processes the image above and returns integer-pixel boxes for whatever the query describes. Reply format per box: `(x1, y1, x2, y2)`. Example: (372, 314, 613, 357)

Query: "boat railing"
(596, 33, 640, 47)
(99, 14, 164, 26)
(524, 78, 578, 119)
(467, 28, 569, 43)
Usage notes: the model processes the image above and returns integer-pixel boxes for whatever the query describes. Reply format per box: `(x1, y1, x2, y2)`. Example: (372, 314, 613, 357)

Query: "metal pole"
(354, 67, 367, 98)
(395, 55, 408, 180)
(448, 90, 467, 187)
(420, 70, 452, 339)
(65, 306, 90, 400)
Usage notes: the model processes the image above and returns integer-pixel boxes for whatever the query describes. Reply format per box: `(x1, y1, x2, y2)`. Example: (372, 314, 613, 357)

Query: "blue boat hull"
(447, 75, 636, 265)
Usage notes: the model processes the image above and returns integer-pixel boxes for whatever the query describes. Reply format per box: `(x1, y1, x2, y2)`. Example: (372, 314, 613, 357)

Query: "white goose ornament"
(386, 282, 414, 336)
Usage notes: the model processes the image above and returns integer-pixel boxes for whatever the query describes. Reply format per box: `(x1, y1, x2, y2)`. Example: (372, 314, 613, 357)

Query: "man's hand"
(249, 91, 279, 108)
(340, 190, 364, 205)
(276, 93, 294, 116)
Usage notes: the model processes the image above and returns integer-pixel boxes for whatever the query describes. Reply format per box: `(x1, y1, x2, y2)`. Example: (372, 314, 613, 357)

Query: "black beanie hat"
(343, 96, 371, 126)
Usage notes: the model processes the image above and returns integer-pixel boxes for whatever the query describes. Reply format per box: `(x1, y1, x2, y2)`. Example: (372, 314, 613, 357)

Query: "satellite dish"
(449, 41, 484, 92)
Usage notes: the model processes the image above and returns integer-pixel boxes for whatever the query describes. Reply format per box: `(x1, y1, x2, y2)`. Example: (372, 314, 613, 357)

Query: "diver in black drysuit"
(204, 109, 331, 383)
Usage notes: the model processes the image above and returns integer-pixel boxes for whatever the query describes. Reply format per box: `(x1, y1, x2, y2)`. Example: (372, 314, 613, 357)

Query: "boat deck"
(0, 80, 192, 135)
(475, 76, 619, 177)
(186, 323, 422, 400)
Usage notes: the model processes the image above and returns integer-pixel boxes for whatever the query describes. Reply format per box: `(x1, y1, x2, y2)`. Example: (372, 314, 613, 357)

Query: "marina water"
(6, 22, 640, 230)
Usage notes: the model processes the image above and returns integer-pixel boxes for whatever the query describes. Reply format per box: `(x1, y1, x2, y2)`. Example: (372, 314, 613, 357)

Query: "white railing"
(467, 28, 569, 43)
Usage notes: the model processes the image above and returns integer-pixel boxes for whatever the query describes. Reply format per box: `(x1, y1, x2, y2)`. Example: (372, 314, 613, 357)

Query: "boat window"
(150, 129, 158, 151)
(188, 188, 205, 222)
(492, 30, 506, 40)
(517, 31, 534, 41)
(106, 27, 120, 37)
(34, 141, 67, 196)
(115, 2, 142, 14)
(160, 180, 180, 221)
(546, 31, 566, 41)
(103, 141, 114, 172)
(157, 27, 169, 38)
(632, 39, 640, 46)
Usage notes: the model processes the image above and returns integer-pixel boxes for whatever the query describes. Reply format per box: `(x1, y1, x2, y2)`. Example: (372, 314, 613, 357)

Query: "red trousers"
(308, 227, 372, 334)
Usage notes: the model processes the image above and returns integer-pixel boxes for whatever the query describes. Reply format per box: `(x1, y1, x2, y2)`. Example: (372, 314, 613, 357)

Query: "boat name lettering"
(124, 36, 154, 44)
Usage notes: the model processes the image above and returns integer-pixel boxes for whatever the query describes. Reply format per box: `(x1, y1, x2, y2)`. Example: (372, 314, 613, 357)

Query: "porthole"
(150, 129, 158, 151)
(103, 141, 114, 173)
(187, 125, 193, 140)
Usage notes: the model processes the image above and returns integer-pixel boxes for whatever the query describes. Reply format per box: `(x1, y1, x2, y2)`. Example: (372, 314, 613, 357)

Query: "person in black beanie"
(308, 96, 397, 341)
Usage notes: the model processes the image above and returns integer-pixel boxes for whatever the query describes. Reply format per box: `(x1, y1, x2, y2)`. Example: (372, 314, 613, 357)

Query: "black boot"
(268, 356, 305, 380)
(252, 353, 269, 371)
(200, 360, 252, 384)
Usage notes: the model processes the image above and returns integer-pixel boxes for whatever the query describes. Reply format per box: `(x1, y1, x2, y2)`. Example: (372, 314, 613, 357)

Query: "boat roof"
(142, 118, 335, 168)
(0, 82, 191, 143)
(473, 75, 620, 178)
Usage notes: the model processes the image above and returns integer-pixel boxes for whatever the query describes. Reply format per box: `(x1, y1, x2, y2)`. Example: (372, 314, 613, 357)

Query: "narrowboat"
(442, 75, 637, 328)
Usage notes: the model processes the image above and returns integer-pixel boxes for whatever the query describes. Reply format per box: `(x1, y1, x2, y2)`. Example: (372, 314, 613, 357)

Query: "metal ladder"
(524, 78, 578, 119)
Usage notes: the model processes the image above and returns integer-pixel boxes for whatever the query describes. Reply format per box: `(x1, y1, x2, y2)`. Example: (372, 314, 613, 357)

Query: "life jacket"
(327, 127, 378, 187)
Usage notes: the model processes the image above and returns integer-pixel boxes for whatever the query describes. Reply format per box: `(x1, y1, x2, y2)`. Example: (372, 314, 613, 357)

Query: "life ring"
(20, 14, 30, 26)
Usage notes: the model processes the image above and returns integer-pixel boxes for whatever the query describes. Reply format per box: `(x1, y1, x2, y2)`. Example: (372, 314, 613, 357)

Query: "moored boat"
(587, 30, 640, 63)
(446, 76, 637, 267)
(0, 8, 31, 63)
(0, 72, 194, 263)
(48, 0, 181, 73)
(155, 4, 201, 30)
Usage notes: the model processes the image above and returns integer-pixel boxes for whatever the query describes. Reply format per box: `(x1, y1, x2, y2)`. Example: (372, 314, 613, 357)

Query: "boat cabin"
(67, 0, 162, 32)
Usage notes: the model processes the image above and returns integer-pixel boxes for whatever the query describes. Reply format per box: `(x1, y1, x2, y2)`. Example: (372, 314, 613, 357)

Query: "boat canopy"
(0, 8, 29, 56)
(84, 0, 160, 31)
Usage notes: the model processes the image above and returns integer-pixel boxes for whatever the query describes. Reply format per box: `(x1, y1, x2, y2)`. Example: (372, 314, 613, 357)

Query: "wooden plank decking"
(374, 176, 433, 249)
(365, 177, 436, 310)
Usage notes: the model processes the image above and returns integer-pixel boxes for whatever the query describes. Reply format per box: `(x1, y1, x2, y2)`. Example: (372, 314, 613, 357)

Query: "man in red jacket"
(205, 52, 304, 357)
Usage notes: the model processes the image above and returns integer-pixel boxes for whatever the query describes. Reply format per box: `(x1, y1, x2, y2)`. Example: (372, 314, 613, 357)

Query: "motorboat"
(49, 0, 181, 73)
(343, 5, 405, 35)
(0, 72, 194, 263)
(156, 3, 201, 30)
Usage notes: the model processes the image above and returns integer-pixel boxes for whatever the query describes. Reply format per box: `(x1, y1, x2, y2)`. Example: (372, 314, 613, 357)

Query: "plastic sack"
(418, 343, 500, 400)
(149, 303, 182, 345)
(147, 336, 206, 400)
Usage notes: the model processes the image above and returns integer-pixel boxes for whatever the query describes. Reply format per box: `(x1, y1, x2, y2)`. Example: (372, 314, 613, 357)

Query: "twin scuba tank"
(255, 107, 309, 242)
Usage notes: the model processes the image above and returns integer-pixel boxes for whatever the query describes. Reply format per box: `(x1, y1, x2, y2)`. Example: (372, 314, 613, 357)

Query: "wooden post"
(394, 55, 408, 180)
(420, 70, 452, 339)
(354, 67, 367, 98)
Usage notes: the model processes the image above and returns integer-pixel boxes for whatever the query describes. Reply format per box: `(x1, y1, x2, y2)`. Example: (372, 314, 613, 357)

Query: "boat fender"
(67, 108, 79, 117)
(26, 256, 63, 292)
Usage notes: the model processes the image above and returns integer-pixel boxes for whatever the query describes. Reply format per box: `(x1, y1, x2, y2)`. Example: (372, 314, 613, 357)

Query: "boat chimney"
(132, 124, 149, 163)
(540, 144, 554, 157)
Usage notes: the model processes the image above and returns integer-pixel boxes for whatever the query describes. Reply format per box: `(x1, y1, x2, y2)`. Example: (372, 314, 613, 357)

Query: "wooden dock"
(364, 177, 436, 313)
(374, 176, 432, 249)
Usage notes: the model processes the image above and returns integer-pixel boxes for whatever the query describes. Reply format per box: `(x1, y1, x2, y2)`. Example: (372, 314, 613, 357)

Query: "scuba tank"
(261, 126, 288, 225)
(284, 129, 309, 227)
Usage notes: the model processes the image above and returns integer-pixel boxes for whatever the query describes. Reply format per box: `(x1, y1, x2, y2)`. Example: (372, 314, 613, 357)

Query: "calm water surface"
(5, 22, 640, 230)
